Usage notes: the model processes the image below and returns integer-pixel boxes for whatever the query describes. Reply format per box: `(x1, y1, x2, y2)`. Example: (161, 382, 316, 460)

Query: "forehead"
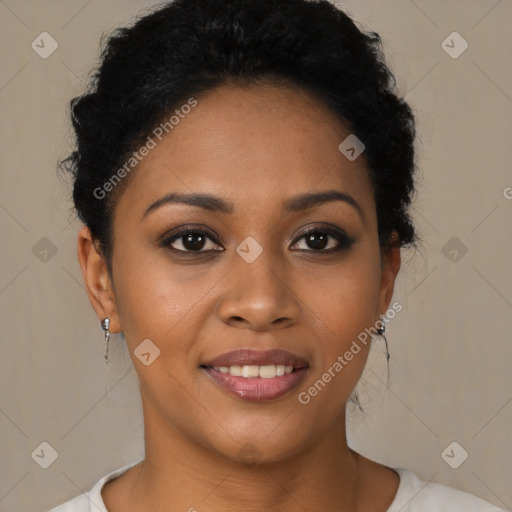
(115, 83, 375, 220)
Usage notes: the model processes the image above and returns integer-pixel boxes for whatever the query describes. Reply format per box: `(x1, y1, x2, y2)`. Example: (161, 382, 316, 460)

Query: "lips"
(201, 349, 309, 402)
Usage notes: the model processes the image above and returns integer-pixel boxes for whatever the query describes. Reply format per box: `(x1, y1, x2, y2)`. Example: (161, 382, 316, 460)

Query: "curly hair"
(60, 0, 419, 274)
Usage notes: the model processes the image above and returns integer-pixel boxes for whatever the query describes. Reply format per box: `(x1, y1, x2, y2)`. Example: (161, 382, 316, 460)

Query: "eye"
(160, 225, 354, 255)
(161, 226, 223, 253)
(291, 226, 354, 253)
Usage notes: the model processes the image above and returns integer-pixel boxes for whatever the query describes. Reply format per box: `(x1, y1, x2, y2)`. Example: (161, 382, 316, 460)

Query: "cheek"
(110, 240, 224, 371)
(302, 246, 382, 342)
(295, 247, 381, 408)
(112, 238, 197, 331)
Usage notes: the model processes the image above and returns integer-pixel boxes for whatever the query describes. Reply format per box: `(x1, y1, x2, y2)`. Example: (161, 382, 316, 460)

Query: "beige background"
(0, 1, 511, 511)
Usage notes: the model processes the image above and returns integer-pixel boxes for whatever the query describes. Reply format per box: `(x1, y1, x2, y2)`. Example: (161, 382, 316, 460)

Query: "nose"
(216, 249, 300, 332)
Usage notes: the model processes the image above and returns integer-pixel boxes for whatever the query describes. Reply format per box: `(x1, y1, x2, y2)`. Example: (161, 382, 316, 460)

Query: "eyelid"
(159, 224, 221, 243)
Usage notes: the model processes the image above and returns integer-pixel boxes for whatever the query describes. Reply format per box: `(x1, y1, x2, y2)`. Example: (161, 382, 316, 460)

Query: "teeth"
(275, 365, 285, 376)
(229, 365, 242, 376)
(212, 364, 295, 378)
(259, 364, 277, 379)
(242, 365, 260, 378)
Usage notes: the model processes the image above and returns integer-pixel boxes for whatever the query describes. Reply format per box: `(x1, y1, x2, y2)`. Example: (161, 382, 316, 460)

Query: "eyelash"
(159, 225, 355, 255)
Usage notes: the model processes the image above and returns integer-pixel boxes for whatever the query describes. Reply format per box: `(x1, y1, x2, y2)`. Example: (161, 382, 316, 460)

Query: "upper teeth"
(212, 364, 294, 378)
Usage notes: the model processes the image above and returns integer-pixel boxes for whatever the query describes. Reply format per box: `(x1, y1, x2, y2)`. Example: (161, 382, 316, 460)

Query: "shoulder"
(388, 467, 507, 512)
(46, 459, 143, 512)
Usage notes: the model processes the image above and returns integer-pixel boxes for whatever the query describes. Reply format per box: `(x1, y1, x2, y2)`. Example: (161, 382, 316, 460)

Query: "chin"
(203, 426, 317, 467)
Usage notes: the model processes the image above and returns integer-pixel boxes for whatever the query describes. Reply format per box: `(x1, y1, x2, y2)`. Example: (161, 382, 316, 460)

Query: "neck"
(127, 400, 364, 512)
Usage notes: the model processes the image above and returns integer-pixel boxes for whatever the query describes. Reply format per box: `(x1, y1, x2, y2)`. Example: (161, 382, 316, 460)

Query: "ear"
(377, 231, 401, 319)
(77, 225, 122, 333)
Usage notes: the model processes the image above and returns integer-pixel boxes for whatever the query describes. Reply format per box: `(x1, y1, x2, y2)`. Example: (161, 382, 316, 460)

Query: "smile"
(201, 348, 309, 402)
(211, 364, 294, 378)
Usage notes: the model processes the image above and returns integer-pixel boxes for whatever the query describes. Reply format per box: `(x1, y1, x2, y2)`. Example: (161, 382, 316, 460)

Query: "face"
(79, 83, 400, 464)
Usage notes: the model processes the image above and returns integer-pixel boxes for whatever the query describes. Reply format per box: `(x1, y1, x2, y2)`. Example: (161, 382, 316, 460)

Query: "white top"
(48, 459, 506, 512)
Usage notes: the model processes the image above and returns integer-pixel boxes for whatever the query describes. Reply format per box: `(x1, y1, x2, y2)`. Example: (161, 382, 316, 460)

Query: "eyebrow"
(141, 189, 365, 223)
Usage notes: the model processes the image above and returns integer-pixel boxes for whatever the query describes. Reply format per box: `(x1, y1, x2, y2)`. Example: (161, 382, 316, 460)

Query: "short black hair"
(60, 0, 419, 274)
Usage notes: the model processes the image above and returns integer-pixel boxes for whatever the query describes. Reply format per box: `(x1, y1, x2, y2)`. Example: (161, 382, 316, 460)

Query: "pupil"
(307, 233, 327, 250)
(184, 233, 205, 251)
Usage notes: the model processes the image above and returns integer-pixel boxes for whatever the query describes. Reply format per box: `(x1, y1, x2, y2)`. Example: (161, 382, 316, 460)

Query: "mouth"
(200, 348, 309, 402)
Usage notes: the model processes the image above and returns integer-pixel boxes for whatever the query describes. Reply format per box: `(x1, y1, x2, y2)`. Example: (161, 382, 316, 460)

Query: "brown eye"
(291, 227, 354, 253)
(161, 227, 223, 253)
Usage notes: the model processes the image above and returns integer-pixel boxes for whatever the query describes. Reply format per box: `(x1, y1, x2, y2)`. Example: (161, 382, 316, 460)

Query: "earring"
(101, 318, 111, 364)
(376, 321, 390, 361)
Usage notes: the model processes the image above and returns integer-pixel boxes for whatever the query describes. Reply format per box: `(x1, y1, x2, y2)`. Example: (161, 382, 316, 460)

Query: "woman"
(50, 0, 505, 510)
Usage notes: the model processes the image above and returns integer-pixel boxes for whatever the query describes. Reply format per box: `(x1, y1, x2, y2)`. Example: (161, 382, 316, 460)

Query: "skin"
(78, 82, 402, 512)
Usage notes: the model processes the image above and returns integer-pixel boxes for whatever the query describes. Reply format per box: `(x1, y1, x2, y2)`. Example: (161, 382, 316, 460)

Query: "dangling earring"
(377, 320, 390, 361)
(101, 318, 111, 364)
(349, 390, 363, 412)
